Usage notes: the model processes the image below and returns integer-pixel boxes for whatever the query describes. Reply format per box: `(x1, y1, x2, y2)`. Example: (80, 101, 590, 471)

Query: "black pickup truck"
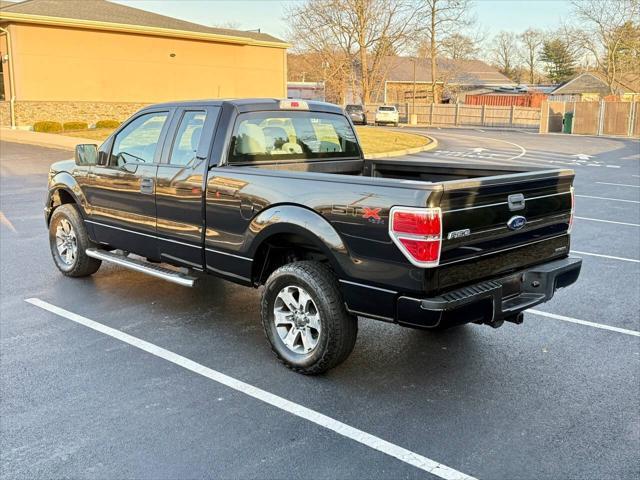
(45, 99, 581, 374)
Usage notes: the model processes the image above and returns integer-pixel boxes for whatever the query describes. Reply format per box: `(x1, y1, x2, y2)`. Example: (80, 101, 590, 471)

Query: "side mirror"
(75, 144, 98, 166)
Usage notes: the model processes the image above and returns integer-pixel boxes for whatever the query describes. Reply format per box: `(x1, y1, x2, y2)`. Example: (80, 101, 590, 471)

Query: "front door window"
(110, 112, 168, 167)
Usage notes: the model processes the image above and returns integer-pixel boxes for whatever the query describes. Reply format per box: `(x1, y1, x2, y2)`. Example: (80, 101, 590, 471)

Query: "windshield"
(378, 106, 396, 112)
(229, 111, 359, 163)
(345, 105, 363, 113)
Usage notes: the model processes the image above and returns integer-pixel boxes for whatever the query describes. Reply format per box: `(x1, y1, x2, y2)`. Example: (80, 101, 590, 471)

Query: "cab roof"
(141, 98, 344, 115)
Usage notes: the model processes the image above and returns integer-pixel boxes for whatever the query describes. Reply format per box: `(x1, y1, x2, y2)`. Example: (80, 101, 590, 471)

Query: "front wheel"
(261, 261, 357, 374)
(49, 204, 101, 277)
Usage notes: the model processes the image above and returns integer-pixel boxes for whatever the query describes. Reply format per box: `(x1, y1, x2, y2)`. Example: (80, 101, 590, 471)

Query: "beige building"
(549, 72, 640, 103)
(0, 0, 288, 127)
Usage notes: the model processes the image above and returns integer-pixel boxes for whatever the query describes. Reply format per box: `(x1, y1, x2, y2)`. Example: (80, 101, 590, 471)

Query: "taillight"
(568, 186, 575, 233)
(389, 206, 442, 267)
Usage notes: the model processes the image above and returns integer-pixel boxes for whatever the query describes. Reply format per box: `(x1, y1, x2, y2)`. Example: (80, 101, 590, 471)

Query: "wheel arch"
(247, 205, 351, 284)
(46, 173, 87, 225)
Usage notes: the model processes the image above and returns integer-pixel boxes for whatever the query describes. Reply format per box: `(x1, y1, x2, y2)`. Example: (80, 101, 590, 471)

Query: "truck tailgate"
(436, 169, 574, 292)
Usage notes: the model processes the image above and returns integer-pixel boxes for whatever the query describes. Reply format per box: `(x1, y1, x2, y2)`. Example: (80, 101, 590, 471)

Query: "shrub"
(33, 121, 63, 133)
(95, 119, 121, 129)
(63, 121, 88, 131)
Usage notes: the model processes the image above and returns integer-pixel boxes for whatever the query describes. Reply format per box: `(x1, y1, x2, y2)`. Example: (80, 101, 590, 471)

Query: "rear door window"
(229, 111, 359, 163)
(169, 111, 206, 166)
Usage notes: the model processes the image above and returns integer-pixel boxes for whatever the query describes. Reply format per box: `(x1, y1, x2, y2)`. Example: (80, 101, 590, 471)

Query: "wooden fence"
(364, 103, 540, 129)
(540, 101, 639, 137)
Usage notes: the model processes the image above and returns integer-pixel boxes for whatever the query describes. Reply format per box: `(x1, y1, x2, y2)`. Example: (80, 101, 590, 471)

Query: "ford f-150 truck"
(45, 99, 581, 374)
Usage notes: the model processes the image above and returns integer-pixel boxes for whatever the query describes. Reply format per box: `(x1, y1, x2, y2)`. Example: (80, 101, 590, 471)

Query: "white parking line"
(528, 309, 640, 337)
(575, 216, 640, 227)
(24, 298, 476, 480)
(0, 211, 17, 233)
(576, 194, 640, 204)
(571, 250, 640, 263)
(596, 182, 640, 188)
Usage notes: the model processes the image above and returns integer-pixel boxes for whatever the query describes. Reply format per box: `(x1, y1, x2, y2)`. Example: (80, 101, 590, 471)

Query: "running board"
(86, 248, 198, 287)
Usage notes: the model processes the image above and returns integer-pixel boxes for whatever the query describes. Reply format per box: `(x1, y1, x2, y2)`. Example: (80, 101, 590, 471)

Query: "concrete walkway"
(0, 128, 96, 151)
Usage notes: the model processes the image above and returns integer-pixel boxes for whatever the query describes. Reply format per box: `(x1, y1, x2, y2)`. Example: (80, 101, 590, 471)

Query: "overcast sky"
(114, 0, 574, 40)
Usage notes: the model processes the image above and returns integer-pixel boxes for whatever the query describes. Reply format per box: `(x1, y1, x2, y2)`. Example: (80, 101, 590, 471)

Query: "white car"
(375, 105, 399, 126)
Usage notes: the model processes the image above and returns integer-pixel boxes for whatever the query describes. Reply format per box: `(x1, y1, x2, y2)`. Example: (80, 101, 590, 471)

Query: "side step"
(86, 248, 198, 287)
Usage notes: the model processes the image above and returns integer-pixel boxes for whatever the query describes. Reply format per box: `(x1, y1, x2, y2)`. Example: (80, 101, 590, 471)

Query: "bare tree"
(420, 0, 474, 103)
(569, 0, 640, 94)
(286, 0, 423, 104)
(439, 32, 481, 60)
(518, 28, 544, 84)
(490, 31, 519, 80)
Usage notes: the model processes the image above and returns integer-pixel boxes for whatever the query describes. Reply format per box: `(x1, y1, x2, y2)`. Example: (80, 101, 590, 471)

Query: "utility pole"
(411, 57, 418, 125)
(413, 57, 417, 114)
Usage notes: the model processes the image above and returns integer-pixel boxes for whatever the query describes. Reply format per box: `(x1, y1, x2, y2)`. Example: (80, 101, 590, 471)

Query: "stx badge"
(332, 205, 385, 224)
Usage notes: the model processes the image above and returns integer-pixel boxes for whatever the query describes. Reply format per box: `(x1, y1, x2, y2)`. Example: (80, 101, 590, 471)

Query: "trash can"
(563, 112, 573, 133)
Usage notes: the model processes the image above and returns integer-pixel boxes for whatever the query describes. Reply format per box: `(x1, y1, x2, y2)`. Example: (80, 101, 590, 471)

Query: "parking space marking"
(424, 130, 527, 161)
(576, 194, 640, 204)
(571, 250, 640, 263)
(528, 309, 640, 337)
(575, 216, 640, 227)
(596, 182, 640, 188)
(24, 298, 477, 480)
(0, 211, 17, 233)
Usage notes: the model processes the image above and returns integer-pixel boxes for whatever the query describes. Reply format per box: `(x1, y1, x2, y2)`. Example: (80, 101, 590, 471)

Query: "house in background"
(0, 0, 288, 127)
(549, 72, 640, 102)
(379, 57, 515, 105)
(287, 81, 326, 102)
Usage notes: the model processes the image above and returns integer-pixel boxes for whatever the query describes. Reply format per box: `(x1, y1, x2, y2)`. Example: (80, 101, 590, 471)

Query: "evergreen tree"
(540, 38, 577, 83)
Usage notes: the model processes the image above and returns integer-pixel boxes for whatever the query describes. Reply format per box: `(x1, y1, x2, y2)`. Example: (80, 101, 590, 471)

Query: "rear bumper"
(396, 256, 582, 329)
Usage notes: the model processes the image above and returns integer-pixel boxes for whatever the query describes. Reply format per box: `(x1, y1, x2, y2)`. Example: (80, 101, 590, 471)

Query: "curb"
(1, 128, 443, 158)
(399, 124, 538, 134)
(365, 133, 438, 159)
(0, 128, 95, 151)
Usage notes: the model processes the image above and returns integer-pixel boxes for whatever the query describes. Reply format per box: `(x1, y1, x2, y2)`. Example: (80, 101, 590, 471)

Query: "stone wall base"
(0, 101, 150, 128)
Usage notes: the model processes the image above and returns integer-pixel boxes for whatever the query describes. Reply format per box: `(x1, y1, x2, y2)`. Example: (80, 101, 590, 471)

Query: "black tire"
(49, 204, 101, 277)
(261, 261, 357, 375)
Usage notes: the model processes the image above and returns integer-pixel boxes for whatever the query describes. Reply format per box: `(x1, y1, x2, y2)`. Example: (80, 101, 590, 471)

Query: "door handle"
(140, 177, 155, 194)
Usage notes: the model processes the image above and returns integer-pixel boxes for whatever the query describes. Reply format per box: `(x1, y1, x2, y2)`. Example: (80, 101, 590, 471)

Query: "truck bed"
(247, 156, 573, 295)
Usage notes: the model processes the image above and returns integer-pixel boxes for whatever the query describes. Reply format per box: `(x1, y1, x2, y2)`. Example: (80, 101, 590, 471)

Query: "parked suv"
(345, 104, 367, 125)
(375, 105, 399, 126)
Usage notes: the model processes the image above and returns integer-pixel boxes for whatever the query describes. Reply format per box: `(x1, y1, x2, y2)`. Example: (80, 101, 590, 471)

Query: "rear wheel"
(261, 261, 357, 374)
(49, 204, 101, 277)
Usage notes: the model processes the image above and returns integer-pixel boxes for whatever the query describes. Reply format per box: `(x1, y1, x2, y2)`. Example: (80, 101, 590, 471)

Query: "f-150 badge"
(447, 228, 471, 239)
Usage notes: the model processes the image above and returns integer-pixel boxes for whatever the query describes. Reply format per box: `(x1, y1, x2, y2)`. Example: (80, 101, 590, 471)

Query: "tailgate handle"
(508, 193, 525, 211)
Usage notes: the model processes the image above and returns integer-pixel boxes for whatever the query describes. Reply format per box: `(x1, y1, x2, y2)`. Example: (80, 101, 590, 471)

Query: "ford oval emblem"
(507, 215, 527, 230)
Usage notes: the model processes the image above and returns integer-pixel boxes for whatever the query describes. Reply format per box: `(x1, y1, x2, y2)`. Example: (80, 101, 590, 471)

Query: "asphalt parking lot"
(1, 129, 639, 480)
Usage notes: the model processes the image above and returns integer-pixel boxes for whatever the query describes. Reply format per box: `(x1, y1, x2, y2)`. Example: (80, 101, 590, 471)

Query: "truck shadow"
(50, 265, 493, 394)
